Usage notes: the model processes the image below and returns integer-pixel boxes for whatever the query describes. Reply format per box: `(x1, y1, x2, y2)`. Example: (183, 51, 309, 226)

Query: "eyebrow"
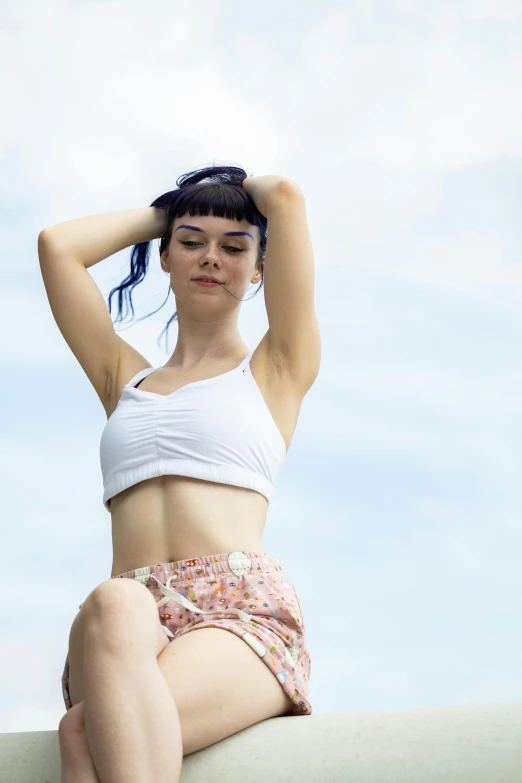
(174, 224, 254, 241)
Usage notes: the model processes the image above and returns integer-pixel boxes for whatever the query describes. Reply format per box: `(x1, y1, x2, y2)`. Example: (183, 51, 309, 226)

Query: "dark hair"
(108, 165, 267, 353)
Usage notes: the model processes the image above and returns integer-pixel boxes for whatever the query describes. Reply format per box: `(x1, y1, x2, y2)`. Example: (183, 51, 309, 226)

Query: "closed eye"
(181, 241, 243, 253)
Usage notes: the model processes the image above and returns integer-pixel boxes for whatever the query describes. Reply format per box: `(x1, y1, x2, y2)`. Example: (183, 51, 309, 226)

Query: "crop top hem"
(103, 458, 274, 512)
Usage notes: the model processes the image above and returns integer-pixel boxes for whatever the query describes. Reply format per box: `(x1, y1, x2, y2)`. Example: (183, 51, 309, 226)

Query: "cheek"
(172, 255, 193, 275)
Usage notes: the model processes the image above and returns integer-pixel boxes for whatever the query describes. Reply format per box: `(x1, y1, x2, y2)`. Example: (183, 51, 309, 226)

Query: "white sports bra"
(99, 350, 287, 512)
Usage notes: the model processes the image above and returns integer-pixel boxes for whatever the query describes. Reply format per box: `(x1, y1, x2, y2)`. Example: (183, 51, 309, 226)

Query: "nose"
(199, 247, 223, 267)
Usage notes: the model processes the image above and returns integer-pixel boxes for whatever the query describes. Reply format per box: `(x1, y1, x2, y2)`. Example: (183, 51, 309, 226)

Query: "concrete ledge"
(1, 703, 520, 782)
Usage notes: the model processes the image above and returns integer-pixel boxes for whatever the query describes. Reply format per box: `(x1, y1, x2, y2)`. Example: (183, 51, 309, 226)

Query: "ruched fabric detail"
(99, 351, 287, 512)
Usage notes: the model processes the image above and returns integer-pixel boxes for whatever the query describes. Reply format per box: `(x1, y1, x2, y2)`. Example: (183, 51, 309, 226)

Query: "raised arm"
(38, 207, 168, 409)
(257, 180, 321, 395)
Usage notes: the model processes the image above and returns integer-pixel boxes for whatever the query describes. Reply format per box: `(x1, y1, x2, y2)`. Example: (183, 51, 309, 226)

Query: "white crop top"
(99, 350, 287, 512)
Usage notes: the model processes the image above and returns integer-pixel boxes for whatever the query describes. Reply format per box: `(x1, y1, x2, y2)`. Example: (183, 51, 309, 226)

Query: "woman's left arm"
(243, 177, 321, 394)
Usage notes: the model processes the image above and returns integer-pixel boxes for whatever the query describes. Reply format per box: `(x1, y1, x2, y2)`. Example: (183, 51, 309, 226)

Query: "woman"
(39, 165, 321, 781)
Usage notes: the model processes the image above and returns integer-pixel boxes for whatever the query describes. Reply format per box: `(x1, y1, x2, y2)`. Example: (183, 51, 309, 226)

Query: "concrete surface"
(0, 702, 521, 782)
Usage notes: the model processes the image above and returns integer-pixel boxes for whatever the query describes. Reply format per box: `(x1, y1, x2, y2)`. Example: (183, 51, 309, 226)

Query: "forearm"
(39, 207, 169, 269)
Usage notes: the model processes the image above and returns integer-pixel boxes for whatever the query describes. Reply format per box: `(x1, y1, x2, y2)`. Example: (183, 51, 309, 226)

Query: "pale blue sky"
(1, 0, 521, 733)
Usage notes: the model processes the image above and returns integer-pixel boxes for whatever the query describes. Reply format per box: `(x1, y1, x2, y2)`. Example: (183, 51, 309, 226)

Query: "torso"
(104, 336, 304, 576)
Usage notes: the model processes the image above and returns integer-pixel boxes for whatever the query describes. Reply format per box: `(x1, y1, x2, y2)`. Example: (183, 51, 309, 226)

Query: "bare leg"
(59, 705, 101, 783)
(82, 622, 183, 783)
(61, 756, 100, 783)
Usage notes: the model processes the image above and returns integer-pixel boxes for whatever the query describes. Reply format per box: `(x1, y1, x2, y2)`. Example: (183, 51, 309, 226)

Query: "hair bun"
(176, 165, 247, 189)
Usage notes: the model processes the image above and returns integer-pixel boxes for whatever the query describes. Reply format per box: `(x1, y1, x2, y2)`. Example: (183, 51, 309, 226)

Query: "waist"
(110, 475, 268, 576)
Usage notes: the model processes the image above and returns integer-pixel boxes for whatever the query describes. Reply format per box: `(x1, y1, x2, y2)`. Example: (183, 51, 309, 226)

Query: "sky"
(1, 0, 521, 734)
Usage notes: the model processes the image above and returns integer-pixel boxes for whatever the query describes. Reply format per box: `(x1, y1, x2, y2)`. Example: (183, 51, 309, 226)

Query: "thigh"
(64, 578, 170, 708)
(157, 626, 292, 756)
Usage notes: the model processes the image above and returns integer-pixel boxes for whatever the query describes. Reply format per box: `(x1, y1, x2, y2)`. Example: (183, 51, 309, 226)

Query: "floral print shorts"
(62, 550, 312, 716)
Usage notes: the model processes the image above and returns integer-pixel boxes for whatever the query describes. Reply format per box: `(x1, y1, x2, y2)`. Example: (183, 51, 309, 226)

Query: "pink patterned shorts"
(62, 550, 312, 715)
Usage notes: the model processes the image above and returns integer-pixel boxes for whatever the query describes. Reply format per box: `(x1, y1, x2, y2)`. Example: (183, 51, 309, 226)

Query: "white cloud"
(2, 0, 522, 731)
(461, 0, 522, 21)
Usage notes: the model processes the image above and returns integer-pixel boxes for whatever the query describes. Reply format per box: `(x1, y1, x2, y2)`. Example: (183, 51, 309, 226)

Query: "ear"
(252, 257, 265, 284)
(160, 247, 170, 272)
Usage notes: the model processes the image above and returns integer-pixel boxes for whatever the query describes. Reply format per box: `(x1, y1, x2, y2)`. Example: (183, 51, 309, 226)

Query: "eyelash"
(181, 241, 243, 253)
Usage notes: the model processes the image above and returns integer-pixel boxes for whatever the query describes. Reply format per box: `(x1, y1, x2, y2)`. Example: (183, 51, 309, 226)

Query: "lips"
(193, 277, 222, 283)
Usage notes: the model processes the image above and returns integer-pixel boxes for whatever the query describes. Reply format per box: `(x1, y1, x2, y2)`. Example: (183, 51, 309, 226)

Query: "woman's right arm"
(37, 207, 169, 410)
(39, 206, 168, 269)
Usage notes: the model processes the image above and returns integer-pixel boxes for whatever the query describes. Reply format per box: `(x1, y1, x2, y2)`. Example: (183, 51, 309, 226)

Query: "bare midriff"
(109, 474, 270, 576)
(106, 341, 303, 577)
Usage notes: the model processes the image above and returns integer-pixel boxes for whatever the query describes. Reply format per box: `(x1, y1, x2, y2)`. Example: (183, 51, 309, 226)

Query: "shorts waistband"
(111, 550, 286, 585)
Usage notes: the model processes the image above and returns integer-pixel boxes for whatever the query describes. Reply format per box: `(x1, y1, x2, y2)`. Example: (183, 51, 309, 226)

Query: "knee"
(84, 577, 152, 617)
(81, 578, 159, 644)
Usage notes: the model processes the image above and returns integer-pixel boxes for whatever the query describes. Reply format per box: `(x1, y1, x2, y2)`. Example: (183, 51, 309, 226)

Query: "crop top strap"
(124, 367, 156, 389)
(239, 350, 254, 371)
(125, 352, 252, 390)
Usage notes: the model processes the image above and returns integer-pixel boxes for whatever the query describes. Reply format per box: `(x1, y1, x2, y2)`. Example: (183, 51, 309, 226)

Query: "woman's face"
(161, 212, 263, 312)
